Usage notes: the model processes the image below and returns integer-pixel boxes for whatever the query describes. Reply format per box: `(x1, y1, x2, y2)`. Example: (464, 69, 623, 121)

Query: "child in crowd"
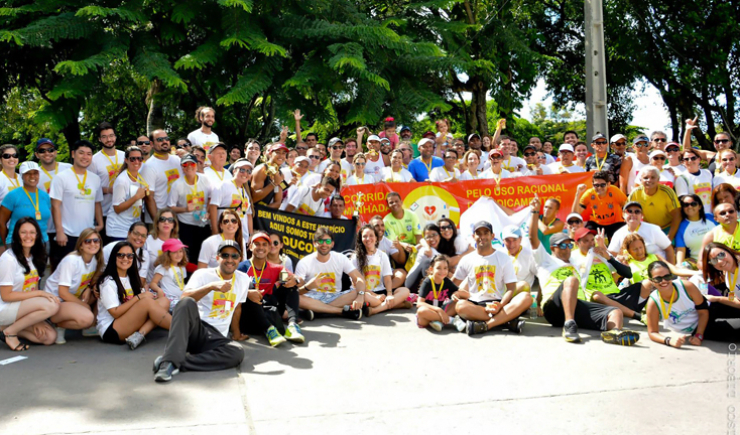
(149, 239, 189, 313)
(415, 255, 466, 332)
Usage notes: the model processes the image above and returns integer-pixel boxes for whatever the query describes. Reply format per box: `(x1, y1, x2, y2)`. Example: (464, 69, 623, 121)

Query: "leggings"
(239, 285, 300, 335)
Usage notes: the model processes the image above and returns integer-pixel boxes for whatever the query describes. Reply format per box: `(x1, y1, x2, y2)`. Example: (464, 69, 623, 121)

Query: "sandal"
(4, 334, 29, 352)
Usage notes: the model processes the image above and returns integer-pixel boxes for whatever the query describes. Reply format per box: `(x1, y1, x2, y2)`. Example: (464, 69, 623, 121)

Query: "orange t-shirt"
(579, 186, 627, 225)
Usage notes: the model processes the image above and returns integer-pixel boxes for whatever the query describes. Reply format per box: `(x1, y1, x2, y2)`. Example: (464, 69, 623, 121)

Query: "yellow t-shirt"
(628, 185, 679, 229)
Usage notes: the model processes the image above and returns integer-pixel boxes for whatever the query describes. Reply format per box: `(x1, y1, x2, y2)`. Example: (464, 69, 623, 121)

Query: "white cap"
(558, 144, 574, 153)
(367, 135, 381, 142)
(610, 134, 626, 143)
(232, 159, 253, 169)
(566, 212, 584, 222)
(19, 161, 40, 175)
(417, 138, 434, 147)
(649, 150, 666, 159)
(294, 156, 310, 165)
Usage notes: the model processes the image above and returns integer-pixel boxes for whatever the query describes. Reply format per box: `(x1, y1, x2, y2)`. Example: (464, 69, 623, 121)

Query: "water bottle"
(529, 291, 538, 319)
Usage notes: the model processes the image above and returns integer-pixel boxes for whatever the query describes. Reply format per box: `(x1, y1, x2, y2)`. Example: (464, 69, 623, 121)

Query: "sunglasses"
(83, 238, 101, 245)
(182, 162, 196, 168)
(715, 139, 731, 144)
(718, 209, 737, 217)
(219, 252, 240, 260)
(682, 201, 700, 208)
(652, 156, 666, 161)
(684, 156, 699, 162)
(296, 147, 308, 151)
(159, 217, 175, 223)
(116, 252, 135, 259)
(593, 183, 607, 188)
(666, 148, 680, 153)
(316, 239, 332, 245)
(653, 138, 667, 142)
(722, 158, 736, 162)
(439, 225, 453, 231)
(567, 219, 582, 225)
(613, 141, 627, 146)
(137, 141, 151, 146)
(238, 168, 252, 174)
(155, 137, 170, 142)
(221, 218, 238, 225)
(625, 209, 642, 215)
(710, 251, 727, 265)
(634, 143, 649, 148)
(128, 156, 143, 162)
(132, 231, 147, 239)
(594, 141, 608, 145)
(272, 240, 280, 246)
(524, 152, 536, 157)
(309, 155, 321, 160)
(2, 153, 18, 159)
(491, 156, 503, 160)
(553, 242, 574, 249)
(355, 162, 366, 166)
(332, 146, 345, 150)
(650, 273, 675, 284)
(37, 148, 56, 154)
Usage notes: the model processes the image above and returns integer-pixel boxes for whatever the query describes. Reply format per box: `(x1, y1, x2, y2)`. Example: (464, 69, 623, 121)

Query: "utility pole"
(585, 0, 608, 146)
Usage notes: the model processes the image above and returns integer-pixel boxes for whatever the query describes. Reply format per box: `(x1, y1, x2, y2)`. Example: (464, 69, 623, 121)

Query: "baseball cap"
(294, 156, 310, 165)
(467, 133, 481, 142)
(573, 227, 596, 241)
(35, 138, 54, 150)
(489, 148, 503, 157)
(549, 232, 573, 247)
(380, 138, 391, 144)
(418, 138, 434, 148)
(566, 212, 584, 223)
(623, 201, 643, 211)
(250, 232, 271, 245)
(522, 144, 536, 152)
(473, 221, 493, 233)
(367, 135, 381, 142)
(400, 126, 411, 133)
(666, 142, 681, 151)
(328, 137, 343, 148)
(180, 153, 198, 165)
(217, 239, 242, 255)
(591, 133, 607, 142)
(422, 131, 436, 139)
(632, 135, 649, 144)
(610, 134, 626, 143)
(232, 159, 253, 170)
(558, 144, 574, 153)
(649, 150, 666, 159)
(208, 142, 229, 154)
(268, 143, 289, 153)
(502, 225, 522, 239)
(19, 161, 40, 175)
(162, 238, 188, 253)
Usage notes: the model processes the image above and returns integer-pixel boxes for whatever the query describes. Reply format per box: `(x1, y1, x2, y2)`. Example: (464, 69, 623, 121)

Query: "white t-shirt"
(344, 173, 377, 186)
(140, 155, 182, 223)
(0, 172, 23, 204)
(168, 175, 212, 227)
(90, 149, 125, 214)
(453, 249, 517, 302)
(295, 251, 357, 293)
(454, 236, 471, 255)
(547, 162, 585, 174)
(103, 241, 150, 281)
(381, 167, 414, 183)
(0, 251, 39, 314)
(544, 154, 556, 165)
(96, 276, 136, 337)
(209, 180, 251, 240)
(44, 253, 97, 298)
(145, 236, 166, 282)
(459, 171, 482, 181)
(49, 168, 103, 237)
(351, 250, 392, 292)
(501, 156, 526, 173)
(479, 168, 513, 180)
(675, 169, 714, 215)
(106, 172, 145, 238)
(187, 129, 220, 154)
(508, 246, 537, 287)
(185, 268, 250, 336)
(202, 166, 233, 187)
(38, 162, 72, 234)
(608, 222, 672, 258)
(287, 187, 328, 217)
(429, 166, 461, 182)
(198, 235, 247, 268)
(377, 236, 399, 256)
(713, 171, 740, 189)
(364, 156, 385, 178)
(626, 155, 650, 194)
(318, 159, 353, 183)
(153, 264, 186, 304)
(520, 165, 554, 176)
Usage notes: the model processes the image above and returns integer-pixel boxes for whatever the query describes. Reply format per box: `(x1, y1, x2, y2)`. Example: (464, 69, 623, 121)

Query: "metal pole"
(585, 0, 608, 146)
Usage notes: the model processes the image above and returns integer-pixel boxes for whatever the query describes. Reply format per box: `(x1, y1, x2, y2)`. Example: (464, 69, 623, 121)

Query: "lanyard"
(594, 153, 607, 171)
(4, 171, 19, 189)
(212, 168, 225, 181)
(422, 158, 433, 175)
(215, 269, 236, 291)
(430, 277, 441, 300)
(127, 170, 149, 190)
(73, 169, 87, 193)
(41, 163, 58, 182)
(659, 285, 676, 320)
(22, 187, 41, 220)
(728, 269, 739, 301)
(102, 150, 119, 170)
(250, 262, 267, 290)
(171, 266, 184, 290)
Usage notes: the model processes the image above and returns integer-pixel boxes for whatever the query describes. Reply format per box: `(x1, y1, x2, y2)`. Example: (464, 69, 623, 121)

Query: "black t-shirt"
(418, 277, 458, 307)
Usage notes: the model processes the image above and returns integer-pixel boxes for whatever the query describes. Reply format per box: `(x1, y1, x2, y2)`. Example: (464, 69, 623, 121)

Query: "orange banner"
(340, 172, 593, 226)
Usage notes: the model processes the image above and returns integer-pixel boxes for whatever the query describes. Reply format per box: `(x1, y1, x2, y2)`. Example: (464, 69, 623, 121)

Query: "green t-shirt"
(384, 210, 422, 244)
(629, 253, 659, 284)
(571, 250, 620, 300)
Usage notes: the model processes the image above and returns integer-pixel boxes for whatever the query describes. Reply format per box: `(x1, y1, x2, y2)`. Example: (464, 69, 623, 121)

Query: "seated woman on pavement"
(618, 233, 698, 286)
(199, 210, 246, 268)
(404, 223, 443, 291)
(352, 224, 411, 317)
(436, 217, 473, 270)
(696, 243, 740, 341)
(103, 222, 150, 287)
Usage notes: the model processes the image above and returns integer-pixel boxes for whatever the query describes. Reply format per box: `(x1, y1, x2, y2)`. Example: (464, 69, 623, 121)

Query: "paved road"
(0, 313, 733, 435)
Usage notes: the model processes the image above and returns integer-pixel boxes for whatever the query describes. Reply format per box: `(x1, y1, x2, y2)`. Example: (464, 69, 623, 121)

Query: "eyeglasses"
(567, 219, 582, 225)
(722, 157, 736, 162)
(594, 141, 608, 145)
(316, 239, 332, 245)
(128, 156, 143, 162)
(652, 156, 666, 161)
(439, 225, 453, 231)
(553, 242, 574, 249)
(710, 251, 727, 265)
(537, 155, 547, 160)
(100, 134, 116, 140)
(625, 209, 642, 215)
(593, 183, 607, 188)
(524, 152, 536, 157)
(131, 231, 147, 239)
(219, 252, 240, 260)
(2, 153, 18, 159)
(37, 148, 55, 154)
(83, 238, 101, 245)
(684, 156, 699, 162)
(137, 141, 151, 146)
(444, 155, 456, 159)
(653, 138, 667, 143)
(718, 209, 737, 217)
(272, 240, 280, 246)
(159, 217, 175, 223)
(221, 218, 238, 224)
(309, 155, 321, 160)
(116, 253, 135, 259)
(634, 143, 648, 148)
(650, 273, 675, 284)
(355, 162, 366, 166)
(715, 139, 731, 144)
(682, 201, 700, 208)
(155, 137, 170, 142)
(613, 141, 627, 146)
(238, 168, 252, 174)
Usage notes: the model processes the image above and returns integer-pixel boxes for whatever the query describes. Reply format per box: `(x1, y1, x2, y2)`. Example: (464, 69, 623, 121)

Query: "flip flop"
(4, 334, 29, 352)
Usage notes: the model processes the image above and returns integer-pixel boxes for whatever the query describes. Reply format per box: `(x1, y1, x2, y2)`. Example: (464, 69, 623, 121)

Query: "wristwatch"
(358, 291, 365, 295)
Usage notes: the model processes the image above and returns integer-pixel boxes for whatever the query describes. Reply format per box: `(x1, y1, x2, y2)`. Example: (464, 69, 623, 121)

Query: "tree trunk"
(468, 76, 489, 136)
(61, 116, 81, 149)
(146, 79, 165, 135)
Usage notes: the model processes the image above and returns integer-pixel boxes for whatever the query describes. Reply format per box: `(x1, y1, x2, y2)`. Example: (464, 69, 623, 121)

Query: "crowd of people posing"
(0, 106, 738, 383)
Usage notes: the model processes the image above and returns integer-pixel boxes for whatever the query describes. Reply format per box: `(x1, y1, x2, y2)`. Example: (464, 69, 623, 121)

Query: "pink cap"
(269, 143, 289, 153)
(162, 238, 188, 253)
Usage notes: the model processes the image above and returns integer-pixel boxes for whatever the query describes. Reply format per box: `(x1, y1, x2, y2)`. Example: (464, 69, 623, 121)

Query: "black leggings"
(239, 285, 299, 335)
(705, 303, 740, 342)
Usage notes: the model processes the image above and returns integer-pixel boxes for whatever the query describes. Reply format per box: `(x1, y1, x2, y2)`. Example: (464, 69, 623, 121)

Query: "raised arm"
(294, 109, 303, 144)
(528, 196, 541, 249)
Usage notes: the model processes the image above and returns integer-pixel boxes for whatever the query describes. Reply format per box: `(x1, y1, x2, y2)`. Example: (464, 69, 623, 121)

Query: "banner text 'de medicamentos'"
(340, 172, 593, 226)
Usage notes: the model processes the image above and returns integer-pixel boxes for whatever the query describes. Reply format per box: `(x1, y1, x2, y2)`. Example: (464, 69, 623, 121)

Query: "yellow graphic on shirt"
(44, 181, 51, 192)
(363, 265, 381, 291)
(132, 202, 142, 218)
(473, 265, 497, 294)
(76, 183, 92, 198)
(230, 193, 247, 218)
(123, 286, 134, 301)
(106, 164, 121, 187)
(209, 291, 237, 319)
(22, 269, 39, 292)
(695, 182, 712, 205)
(188, 191, 206, 211)
(315, 272, 337, 293)
(297, 202, 318, 216)
(165, 168, 180, 193)
(74, 271, 95, 297)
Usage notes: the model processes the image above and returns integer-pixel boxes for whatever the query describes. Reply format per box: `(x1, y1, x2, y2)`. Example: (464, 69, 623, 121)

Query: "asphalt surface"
(0, 312, 733, 435)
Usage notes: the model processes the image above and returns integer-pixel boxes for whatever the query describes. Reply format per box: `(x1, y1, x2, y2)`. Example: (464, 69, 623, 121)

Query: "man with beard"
(140, 130, 183, 224)
(35, 138, 72, 259)
(520, 144, 553, 175)
(399, 126, 417, 157)
(187, 106, 220, 154)
(90, 122, 125, 238)
(251, 143, 288, 209)
(136, 135, 153, 161)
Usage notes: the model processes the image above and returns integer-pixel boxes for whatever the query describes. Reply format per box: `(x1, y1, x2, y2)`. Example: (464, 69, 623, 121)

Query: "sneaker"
(452, 316, 466, 333)
(507, 319, 525, 334)
(362, 303, 372, 318)
(466, 320, 488, 336)
(341, 305, 362, 320)
(562, 320, 581, 343)
(284, 322, 305, 344)
(81, 326, 98, 337)
(154, 361, 179, 383)
(601, 329, 640, 346)
(299, 309, 315, 322)
(406, 294, 418, 304)
(55, 327, 66, 345)
(153, 355, 164, 373)
(428, 321, 443, 332)
(266, 325, 287, 347)
(125, 331, 145, 350)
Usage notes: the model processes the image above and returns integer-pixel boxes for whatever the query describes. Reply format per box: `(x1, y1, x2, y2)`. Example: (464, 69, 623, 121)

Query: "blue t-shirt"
(408, 156, 444, 182)
(1, 187, 52, 243)
(675, 216, 717, 259)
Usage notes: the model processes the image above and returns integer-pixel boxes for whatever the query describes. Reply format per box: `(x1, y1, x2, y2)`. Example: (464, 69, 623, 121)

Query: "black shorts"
(606, 283, 646, 312)
(102, 325, 123, 344)
(543, 283, 617, 331)
(467, 299, 501, 307)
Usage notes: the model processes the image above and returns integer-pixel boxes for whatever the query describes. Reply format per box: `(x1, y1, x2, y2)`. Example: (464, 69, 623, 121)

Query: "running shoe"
(55, 327, 66, 345)
(341, 305, 362, 320)
(466, 320, 488, 336)
(452, 316, 466, 333)
(81, 326, 98, 337)
(601, 329, 640, 346)
(507, 319, 525, 334)
(299, 309, 315, 322)
(125, 331, 145, 350)
(428, 321, 443, 332)
(266, 325, 287, 347)
(562, 320, 581, 343)
(154, 362, 179, 383)
(284, 322, 305, 344)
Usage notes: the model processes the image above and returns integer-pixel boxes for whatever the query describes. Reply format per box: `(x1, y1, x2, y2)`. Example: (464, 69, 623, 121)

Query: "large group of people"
(0, 108, 738, 385)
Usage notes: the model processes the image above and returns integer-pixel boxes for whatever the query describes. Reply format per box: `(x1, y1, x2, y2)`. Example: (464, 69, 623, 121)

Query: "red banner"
(340, 173, 593, 226)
